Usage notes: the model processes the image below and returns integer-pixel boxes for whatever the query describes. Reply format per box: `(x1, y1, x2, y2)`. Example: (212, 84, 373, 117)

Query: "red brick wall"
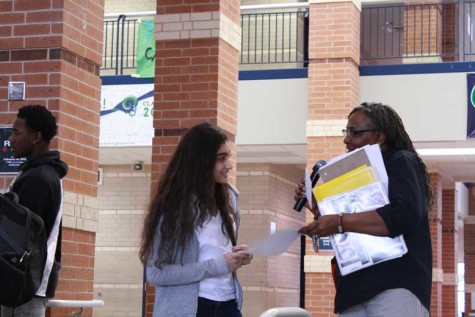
(0, 1, 103, 316)
(309, 2, 359, 62)
(430, 172, 443, 317)
(442, 189, 457, 316)
(306, 270, 336, 315)
(153, 36, 237, 185)
(0, 0, 103, 196)
(308, 2, 360, 119)
(305, 2, 361, 316)
(441, 3, 457, 62)
(156, 1, 219, 15)
(154, 37, 220, 130)
(236, 164, 306, 316)
(217, 39, 239, 136)
(465, 185, 475, 313)
(51, 228, 96, 317)
(148, 0, 240, 315)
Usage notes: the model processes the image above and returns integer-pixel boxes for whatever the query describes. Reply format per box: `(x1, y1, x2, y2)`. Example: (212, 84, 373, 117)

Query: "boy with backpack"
(1, 105, 68, 316)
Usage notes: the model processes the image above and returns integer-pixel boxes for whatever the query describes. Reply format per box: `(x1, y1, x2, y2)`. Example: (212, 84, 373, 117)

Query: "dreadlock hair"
(349, 102, 435, 209)
(17, 105, 57, 144)
(139, 123, 238, 267)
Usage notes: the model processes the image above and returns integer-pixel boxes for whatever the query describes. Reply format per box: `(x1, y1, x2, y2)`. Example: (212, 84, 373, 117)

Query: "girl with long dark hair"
(140, 123, 251, 317)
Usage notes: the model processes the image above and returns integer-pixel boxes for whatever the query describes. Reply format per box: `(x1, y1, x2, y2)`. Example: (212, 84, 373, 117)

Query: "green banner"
(136, 19, 155, 78)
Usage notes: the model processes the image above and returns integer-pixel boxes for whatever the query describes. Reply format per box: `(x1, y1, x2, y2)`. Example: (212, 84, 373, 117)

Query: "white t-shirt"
(196, 213, 236, 301)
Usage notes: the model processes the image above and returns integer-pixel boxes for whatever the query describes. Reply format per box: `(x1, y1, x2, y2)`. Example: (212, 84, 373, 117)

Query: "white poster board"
(99, 84, 154, 146)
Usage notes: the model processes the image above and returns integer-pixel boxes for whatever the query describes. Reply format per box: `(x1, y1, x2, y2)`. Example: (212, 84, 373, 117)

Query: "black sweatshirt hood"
(20, 150, 68, 179)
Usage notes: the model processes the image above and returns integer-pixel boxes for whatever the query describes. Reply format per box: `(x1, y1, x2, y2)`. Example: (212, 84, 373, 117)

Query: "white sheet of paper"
(305, 168, 312, 209)
(250, 228, 300, 256)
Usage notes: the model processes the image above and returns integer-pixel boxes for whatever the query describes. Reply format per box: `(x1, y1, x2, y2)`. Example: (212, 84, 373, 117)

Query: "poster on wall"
(0, 127, 26, 173)
(100, 84, 154, 146)
(467, 74, 475, 138)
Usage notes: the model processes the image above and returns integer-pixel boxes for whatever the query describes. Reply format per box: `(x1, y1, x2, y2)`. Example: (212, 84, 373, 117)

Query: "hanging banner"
(0, 127, 26, 173)
(100, 84, 154, 146)
(467, 74, 475, 138)
(136, 19, 155, 78)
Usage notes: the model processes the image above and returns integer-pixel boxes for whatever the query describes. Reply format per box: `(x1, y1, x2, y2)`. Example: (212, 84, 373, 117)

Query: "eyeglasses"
(342, 129, 378, 138)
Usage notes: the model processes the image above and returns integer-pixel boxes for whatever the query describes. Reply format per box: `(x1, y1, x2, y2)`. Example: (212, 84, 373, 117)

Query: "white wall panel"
(360, 73, 467, 142)
(237, 78, 308, 145)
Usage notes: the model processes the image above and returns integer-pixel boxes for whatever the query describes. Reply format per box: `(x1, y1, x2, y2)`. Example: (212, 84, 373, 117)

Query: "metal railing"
(102, 12, 154, 75)
(462, 0, 475, 61)
(240, 10, 308, 67)
(101, 1, 475, 74)
(101, 5, 309, 74)
(360, 0, 475, 65)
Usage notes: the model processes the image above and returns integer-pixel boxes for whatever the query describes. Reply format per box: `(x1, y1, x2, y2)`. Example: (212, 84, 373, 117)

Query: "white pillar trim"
(307, 119, 347, 137)
(304, 254, 334, 273)
(62, 191, 99, 232)
(155, 11, 241, 51)
(309, 0, 361, 11)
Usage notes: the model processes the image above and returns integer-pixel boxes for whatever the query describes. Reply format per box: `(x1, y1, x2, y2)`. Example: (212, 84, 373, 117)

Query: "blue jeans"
(339, 288, 429, 317)
(1, 297, 48, 317)
(196, 297, 242, 317)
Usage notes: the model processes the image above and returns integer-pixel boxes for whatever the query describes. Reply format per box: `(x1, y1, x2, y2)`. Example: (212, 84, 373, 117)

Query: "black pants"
(196, 297, 242, 317)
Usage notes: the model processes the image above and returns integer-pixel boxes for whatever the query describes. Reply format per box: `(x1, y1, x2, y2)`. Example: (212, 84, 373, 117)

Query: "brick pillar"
(442, 188, 458, 316)
(236, 164, 306, 316)
(0, 1, 103, 316)
(304, 1, 361, 316)
(465, 185, 475, 314)
(429, 172, 443, 317)
(146, 0, 241, 316)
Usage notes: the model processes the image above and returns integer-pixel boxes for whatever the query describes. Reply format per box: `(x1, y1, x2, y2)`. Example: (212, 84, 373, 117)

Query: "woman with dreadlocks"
(297, 102, 434, 317)
(140, 123, 251, 317)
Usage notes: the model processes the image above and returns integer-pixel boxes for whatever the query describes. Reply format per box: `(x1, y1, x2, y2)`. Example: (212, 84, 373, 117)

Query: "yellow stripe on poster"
(313, 165, 378, 201)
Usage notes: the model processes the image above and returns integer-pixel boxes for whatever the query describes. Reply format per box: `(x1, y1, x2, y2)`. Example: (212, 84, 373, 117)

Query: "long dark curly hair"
(349, 102, 435, 209)
(139, 123, 238, 267)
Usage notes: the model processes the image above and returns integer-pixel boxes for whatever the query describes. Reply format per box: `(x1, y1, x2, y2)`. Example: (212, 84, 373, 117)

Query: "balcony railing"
(101, 5, 309, 75)
(240, 5, 309, 69)
(102, 12, 153, 75)
(101, 1, 475, 75)
(361, 0, 475, 65)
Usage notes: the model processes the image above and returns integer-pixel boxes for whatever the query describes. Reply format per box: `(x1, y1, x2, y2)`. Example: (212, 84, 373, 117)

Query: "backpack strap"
(7, 171, 22, 192)
(36, 180, 63, 297)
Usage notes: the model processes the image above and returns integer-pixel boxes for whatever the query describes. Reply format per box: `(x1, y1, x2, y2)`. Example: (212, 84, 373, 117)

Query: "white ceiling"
(415, 140, 475, 186)
(99, 146, 152, 165)
(99, 139, 475, 186)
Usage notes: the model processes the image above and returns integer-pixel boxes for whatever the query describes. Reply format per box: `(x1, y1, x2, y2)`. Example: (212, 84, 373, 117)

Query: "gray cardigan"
(147, 185, 243, 317)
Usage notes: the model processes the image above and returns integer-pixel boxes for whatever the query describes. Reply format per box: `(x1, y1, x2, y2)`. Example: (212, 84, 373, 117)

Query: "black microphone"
(293, 160, 327, 212)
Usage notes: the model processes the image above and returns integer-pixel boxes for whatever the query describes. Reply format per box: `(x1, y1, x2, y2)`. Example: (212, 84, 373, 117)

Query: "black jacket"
(11, 150, 68, 298)
(334, 149, 432, 313)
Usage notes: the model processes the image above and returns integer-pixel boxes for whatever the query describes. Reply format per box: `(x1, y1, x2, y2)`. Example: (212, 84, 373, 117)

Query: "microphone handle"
(293, 170, 320, 212)
(293, 196, 308, 212)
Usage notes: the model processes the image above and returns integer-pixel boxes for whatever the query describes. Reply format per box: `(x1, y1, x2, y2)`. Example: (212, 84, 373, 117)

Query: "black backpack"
(0, 192, 47, 307)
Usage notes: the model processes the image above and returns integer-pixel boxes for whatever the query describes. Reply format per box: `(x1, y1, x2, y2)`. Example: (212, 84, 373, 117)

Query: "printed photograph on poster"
(99, 84, 154, 147)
